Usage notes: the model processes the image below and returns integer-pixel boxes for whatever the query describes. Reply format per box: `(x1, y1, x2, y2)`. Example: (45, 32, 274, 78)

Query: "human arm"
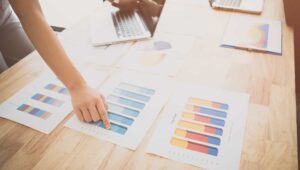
(9, 0, 110, 128)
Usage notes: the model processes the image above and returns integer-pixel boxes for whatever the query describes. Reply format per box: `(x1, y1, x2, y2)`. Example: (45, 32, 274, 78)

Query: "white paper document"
(117, 33, 195, 76)
(146, 84, 249, 170)
(221, 15, 282, 55)
(65, 71, 172, 149)
(58, 18, 132, 66)
(0, 69, 108, 134)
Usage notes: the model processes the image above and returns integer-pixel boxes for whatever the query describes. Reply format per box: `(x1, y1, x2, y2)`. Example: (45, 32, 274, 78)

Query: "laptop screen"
(138, 0, 166, 35)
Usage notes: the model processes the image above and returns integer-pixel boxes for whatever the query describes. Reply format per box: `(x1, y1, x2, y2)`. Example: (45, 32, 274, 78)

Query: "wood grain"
(0, 0, 297, 169)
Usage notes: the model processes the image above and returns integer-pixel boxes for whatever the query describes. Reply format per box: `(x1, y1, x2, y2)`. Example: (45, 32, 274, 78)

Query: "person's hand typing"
(69, 85, 110, 129)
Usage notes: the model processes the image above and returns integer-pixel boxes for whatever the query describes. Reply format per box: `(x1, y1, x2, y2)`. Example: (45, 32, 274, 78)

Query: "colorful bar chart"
(170, 97, 229, 157)
(185, 104, 227, 118)
(98, 121, 128, 135)
(17, 104, 51, 119)
(170, 137, 218, 156)
(44, 83, 68, 95)
(181, 112, 225, 127)
(107, 103, 140, 117)
(107, 95, 145, 110)
(113, 88, 150, 102)
(31, 93, 64, 107)
(97, 82, 155, 135)
(118, 82, 155, 96)
(175, 128, 220, 145)
(188, 97, 229, 110)
(178, 120, 223, 136)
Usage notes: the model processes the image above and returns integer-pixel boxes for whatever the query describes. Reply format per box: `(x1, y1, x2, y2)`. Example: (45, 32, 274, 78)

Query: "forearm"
(9, 0, 86, 90)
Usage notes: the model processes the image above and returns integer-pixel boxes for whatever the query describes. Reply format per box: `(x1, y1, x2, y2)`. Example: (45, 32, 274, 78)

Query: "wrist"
(66, 80, 88, 93)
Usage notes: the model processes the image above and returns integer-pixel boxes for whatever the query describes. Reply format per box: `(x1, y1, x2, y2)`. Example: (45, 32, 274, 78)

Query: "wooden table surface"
(0, 0, 297, 169)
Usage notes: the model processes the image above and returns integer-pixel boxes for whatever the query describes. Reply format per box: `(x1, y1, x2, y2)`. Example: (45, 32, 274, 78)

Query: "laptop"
(90, 0, 166, 46)
(209, 0, 264, 14)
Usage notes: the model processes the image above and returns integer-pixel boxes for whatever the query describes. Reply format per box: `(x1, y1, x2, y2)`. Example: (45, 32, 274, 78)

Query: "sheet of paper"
(117, 33, 195, 76)
(221, 15, 282, 55)
(0, 69, 109, 134)
(58, 18, 132, 66)
(146, 84, 249, 170)
(65, 71, 172, 149)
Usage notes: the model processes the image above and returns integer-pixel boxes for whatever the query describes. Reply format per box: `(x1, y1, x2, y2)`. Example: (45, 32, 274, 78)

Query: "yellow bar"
(185, 104, 194, 111)
(178, 120, 204, 132)
(53, 86, 60, 92)
(181, 112, 194, 120)
(188, 97, 212, 107)
(40, 95, 47, 101)
(175, 128, 187, 137)
(170, 137, 188, 148)
(24, 106, 34, 113)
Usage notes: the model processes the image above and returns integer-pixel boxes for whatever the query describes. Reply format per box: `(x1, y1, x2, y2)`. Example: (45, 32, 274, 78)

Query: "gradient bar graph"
(17, 104, 51, 119)
(96, 82, 156, 135)
(175, 128, 220, 145)
(170, 137, 218, 156)
(185, 104, 227, 118)
(181, 112, 225, 127)
(45, 83, 68, 95)
(108, 103, 140, 117)
(31, 93, 64, 107)
(188, 97, 229, 110)
(107, 112, 134, 126)
(107, 95, 145, 110)
(98, 121, 127, 135)
(118, 82, 155, 96)
(178, 120, 223, 136)
(113, 88, 150, 102)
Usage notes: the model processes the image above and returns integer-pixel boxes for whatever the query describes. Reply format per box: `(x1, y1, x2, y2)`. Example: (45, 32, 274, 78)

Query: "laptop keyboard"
(217, 0, 242, 7)
(111, 11, 146, 38)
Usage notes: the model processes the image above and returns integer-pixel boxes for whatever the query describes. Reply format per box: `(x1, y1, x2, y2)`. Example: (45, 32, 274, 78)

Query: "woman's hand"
(69, 85, 111, 129)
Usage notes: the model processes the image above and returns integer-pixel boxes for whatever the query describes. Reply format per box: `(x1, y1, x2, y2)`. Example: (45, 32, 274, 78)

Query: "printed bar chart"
(177, 120, 223, 136)
(185, 104, 227, 118)
(188, 97, 229, 110)
(170, 97, 228, 157)
(146, 85, 249, 169)
(31, 93, 64, 107)
(107, 103, 140, 117)
(97, 82, 156, 135)
(181, 112, 225, 126)
(45, 83, 68, 95)
(174, 128, 221, 145)
(17, 104, 51, 119)
(170, 137, 218, 156)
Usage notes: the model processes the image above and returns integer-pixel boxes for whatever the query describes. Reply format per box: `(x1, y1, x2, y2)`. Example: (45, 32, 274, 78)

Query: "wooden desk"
(0, 0, 297, 169)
